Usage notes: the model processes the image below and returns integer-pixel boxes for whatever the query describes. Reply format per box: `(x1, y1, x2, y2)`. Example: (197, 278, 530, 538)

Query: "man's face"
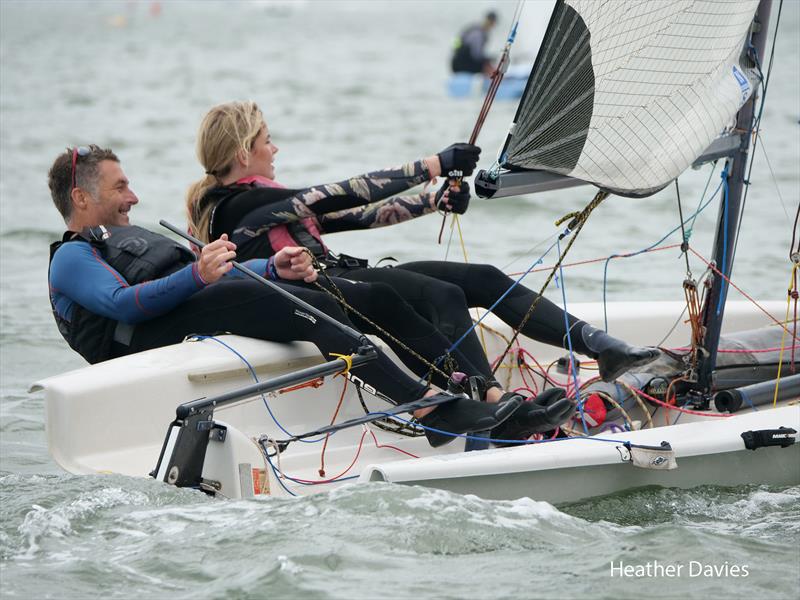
(83, 160, 139, 226)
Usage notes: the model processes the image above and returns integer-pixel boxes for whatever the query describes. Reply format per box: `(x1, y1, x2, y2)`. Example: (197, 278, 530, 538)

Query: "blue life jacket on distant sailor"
(48, 225, 195, 364)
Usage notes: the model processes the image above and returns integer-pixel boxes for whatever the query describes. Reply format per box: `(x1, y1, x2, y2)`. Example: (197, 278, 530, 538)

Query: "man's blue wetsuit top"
(49, 239, 271, 325)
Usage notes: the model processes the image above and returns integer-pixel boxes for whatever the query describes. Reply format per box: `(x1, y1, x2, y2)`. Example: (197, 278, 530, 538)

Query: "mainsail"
(500, 0, 761, 197)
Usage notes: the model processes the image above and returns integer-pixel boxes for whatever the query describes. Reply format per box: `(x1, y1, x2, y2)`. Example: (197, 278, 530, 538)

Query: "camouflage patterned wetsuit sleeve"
(229, 159, 438, 233)
(317, 189, 436, 233)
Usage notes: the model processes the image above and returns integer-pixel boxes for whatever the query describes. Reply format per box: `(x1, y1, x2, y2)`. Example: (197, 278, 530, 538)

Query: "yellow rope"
(329, 352, 354, 377)
(454, 214, 490, 354)
(589, 390, 636, 431)
(615, 381, 655, 429)
(491, 190, 609, 376)
(773, 263, 798, 406)
(554, 211, 581, 227)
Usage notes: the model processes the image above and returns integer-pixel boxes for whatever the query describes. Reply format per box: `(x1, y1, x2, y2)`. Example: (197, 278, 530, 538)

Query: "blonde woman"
(187, 101, 658, 394)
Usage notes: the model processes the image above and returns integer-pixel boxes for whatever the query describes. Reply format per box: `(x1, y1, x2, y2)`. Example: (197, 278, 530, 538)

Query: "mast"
(692, 0, 774, 400)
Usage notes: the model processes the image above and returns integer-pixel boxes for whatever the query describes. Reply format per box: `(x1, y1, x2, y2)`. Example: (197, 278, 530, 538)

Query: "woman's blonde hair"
(186, 100, 264, 243)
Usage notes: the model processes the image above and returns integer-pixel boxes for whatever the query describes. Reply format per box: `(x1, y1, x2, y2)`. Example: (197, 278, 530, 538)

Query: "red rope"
(688, 247, 798, 341)
(507, 244, 683, 277)
(290, 429, 368, 485)
(634, 388, 732, 417)
(318, 375, 349, 477)
(670, 345, 798, 354)
(368, 430, 419, 459)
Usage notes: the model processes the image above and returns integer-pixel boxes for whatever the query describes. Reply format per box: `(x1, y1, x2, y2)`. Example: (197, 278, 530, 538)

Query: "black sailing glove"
(437, 143, 481, 176)
(435, 180, 471, 215)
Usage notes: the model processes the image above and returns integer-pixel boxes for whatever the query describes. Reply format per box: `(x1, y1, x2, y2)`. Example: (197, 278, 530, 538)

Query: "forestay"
(500, 0, 761, 196)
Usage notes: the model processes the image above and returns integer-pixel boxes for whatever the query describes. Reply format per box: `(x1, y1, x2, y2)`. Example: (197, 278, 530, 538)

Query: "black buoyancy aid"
(206, 185, 329, 262)
(48, 225, 196, 364)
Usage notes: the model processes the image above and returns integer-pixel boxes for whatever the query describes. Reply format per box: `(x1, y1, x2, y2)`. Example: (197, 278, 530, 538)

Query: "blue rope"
(190, 335, 324, 444)
(262, 446, 297, 496)
(380, 412, 634, 446)
(507, 20, 519, 44)
(437, 231, 565, 365)
(716, 165, 731, 315)
(557, 237, 589, 434)
(602, 171, 726, 330)
(686, 162, 719, 241)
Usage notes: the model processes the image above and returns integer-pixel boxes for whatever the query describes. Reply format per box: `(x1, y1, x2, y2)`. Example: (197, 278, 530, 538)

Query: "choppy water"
(1, 1, 798, 598)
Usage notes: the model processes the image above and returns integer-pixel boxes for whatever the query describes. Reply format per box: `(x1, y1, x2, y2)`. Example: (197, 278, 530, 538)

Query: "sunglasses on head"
(71, 146, 91, 193)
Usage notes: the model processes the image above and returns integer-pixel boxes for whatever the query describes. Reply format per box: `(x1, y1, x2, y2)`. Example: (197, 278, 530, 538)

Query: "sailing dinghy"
(33, 0, 798, 501)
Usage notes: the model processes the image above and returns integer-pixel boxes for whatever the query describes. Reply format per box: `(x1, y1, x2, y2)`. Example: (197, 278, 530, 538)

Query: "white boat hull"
(31, 301, 799, 501)
(361, 406, 800, 504)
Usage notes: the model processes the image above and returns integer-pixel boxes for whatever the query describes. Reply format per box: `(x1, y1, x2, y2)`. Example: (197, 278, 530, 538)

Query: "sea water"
(1, 1, 798, 598)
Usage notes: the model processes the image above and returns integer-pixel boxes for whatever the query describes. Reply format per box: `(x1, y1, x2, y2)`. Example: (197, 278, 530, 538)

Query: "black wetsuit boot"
(579, 325, 660, 382)
(490, 388, 575, 445)
(420, 393, 522, 448)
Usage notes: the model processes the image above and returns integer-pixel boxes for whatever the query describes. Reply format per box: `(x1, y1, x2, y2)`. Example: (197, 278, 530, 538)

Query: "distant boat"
(447, 69, 529, 100)
(447, 1, 555, 100)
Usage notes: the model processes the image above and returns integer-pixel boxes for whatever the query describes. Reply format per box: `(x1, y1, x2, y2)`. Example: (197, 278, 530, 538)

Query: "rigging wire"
(602, 165, 724, 331)
(556, 237, 589, 434)
(491, 190, 609, 376)
(757, 135, 791, 220)
(674, 179, 692, 276)
(729, 0, 784, 282)
(438, 0, 526, 243)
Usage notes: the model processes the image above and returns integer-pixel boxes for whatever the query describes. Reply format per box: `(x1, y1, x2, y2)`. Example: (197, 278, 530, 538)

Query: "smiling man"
(57, 146, 139, 228)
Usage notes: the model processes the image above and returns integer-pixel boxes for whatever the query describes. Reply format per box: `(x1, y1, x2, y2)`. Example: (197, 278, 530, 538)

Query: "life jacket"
(48, 225, 195, 364)
(207, 176, 329, 261)
(451, 24, 487, 74)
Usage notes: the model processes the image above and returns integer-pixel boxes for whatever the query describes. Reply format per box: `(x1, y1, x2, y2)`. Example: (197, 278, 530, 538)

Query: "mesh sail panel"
(502, 0, 760, 196)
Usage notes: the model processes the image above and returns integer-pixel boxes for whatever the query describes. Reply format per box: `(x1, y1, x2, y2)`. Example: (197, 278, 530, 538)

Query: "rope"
(773, 263, 799, 405)
(439, 0, 525, 241)
(791, 262, 799, 372)
(307, 251, 452, 384)
(506, 243, 683, 277)
(688, 247, 799, 341)
(329, 352, 353, 375)
(354, 384, 424, 437)
(453, 211, 490, 354)
(491, 190, 609, 376)
(602, 163, 723, 330)
(318, 365, 350, 477)
(675, 179, 692, 275)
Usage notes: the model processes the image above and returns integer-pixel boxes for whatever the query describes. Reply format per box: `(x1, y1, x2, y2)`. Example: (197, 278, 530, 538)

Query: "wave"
(0, 228, 62, 242)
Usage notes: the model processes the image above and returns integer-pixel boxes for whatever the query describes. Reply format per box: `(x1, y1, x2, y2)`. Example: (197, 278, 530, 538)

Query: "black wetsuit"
(48, 227, 429, 404)
(198, 164, 598, 391)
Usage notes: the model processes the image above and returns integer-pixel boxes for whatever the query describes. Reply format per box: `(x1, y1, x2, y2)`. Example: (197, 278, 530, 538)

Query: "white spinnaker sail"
(502, 0, 761, 196)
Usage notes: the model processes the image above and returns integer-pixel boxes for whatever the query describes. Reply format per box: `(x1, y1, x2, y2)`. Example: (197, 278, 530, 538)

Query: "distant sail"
(501, 0, 760, 196)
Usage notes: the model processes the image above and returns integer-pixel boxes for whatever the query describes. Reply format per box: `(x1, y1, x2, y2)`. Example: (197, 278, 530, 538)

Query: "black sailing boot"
(580, 325, 660, 382)
(490, 388, 576, 445)
(420, 393, 522, 448)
